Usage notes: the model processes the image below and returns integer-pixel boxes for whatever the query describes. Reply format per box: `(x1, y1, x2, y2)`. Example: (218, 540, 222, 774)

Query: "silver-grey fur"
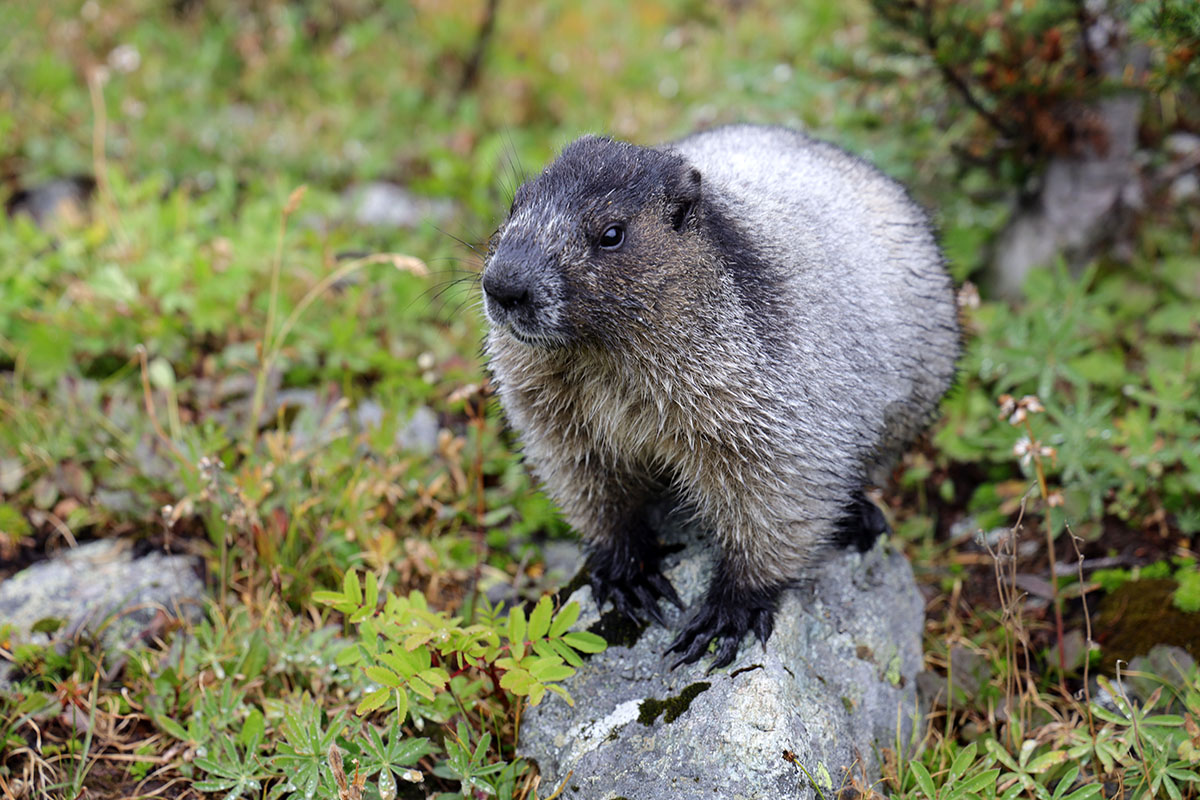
(481, 124, 959, 668)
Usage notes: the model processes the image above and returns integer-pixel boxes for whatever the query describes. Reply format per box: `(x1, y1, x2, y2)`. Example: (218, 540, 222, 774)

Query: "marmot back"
(669, 125, 958, 482)
(482, 124, 959, 669)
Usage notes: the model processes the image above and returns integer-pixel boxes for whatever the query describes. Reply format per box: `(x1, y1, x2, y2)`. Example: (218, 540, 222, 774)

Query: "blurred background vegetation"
(1, 0, 1198, 798)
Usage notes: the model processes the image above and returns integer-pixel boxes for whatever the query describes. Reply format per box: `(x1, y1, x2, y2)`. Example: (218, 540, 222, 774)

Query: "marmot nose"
(482, 268, 533, 312)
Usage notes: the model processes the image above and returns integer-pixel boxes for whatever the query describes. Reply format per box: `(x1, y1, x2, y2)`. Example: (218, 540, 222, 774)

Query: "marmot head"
(482, 136, 706, 348)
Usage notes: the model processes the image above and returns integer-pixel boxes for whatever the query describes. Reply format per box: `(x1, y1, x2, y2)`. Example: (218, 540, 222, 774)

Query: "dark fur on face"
(484, 137, 711, 348)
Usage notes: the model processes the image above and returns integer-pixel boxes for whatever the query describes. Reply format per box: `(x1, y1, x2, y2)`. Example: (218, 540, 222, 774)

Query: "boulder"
(519, 522, 925, 800)
(0, 539, 205, 688)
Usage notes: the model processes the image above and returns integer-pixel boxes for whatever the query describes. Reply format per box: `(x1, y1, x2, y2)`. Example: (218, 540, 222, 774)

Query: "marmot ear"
(670, 168, 702, 232)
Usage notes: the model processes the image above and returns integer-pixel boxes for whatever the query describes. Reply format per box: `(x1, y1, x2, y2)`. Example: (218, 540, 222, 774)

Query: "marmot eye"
(599, 224, 625, 250)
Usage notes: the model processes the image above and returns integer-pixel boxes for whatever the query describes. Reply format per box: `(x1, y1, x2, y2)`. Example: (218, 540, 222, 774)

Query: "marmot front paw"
(666, 580, 781, 671)
(587, 544, 683, 626)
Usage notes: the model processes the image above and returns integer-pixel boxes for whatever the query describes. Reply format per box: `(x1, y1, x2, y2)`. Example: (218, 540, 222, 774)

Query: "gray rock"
(396, 405, 440, 455)
(519, 522, 924, 799)
(1091, 677, 1135, 714)
(484, 541, 587, 609)
(354, 402, 440, 456)
(987, 94, 1143, 299)
(541, 540, 585, 585)
(273, 388, 349, 448)
(354, 399, 386, 430)
(986, 5, 1150, 300)
(916, 645, 992, 711)
(1164, 132, 1200, 158)
(5, 177, 95, 229)
(343, 182, 455, 228)
(1169, 172, 1198, 203)
(0, 540, 205, 688)
(1127, 645, 1197, 702)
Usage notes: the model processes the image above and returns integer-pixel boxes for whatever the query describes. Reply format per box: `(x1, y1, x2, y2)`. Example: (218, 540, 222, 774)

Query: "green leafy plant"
(316, 571, 604, 719)
(432, 721, 525, 800)
(904, 743, 1002, 800)
(1084, 676, 1200, 800)
(194, 709, 268, 800)
(889, 666, 1200, 800)
(353, 719, 436, 800)
(267, 700, 348, 800)
(937, 263, 1200, 540)
(303, 572, 604, 794)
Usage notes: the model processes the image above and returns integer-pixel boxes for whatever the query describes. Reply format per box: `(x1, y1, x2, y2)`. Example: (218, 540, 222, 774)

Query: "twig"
(246, 185, 307, 449)
(136, 345, 189, 467)
(85, 66, 120, 235)
(513, 696, 523, 749)
(40, 510, 79, 550)
(918, 0, 1018, 141)
(1071, 0, 1099, 77)
(540, 769, 574, 800)
(516, 765, 538, 800)
(263, 253, 427, 374)
(458, 0, 501, 95)
(1068, 527, 1097, 740)
(1022, 415, 1067, 686)
(1153, 147, 1200, 189)
(1113, 662, 1155, 796)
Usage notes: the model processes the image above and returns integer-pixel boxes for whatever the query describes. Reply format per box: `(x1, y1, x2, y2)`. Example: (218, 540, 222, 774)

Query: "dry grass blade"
(328, 743, 365, 800)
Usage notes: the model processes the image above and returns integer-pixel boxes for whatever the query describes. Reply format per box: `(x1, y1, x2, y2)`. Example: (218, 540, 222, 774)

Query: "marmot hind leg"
(834, 490, 890, 552)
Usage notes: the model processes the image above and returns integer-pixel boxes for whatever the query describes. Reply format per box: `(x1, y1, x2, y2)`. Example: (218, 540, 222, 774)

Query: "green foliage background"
(1, 0, 1199, 798)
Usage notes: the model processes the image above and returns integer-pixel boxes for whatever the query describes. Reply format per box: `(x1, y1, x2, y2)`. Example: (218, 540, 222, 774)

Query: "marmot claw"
(588, 550, 683, 626)
(666, 584, 780, 672)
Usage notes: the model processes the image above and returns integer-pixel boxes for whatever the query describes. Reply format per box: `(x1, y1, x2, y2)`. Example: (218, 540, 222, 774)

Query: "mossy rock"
(1096, 578, 1200, 669)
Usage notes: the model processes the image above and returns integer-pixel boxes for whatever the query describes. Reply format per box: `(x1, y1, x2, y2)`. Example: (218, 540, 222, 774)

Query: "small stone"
(1091, 677, 1135, 712)
(1169, 173, 1198, 203)
(1127, 645, 1197, 700)
(354, 400, 384, 430)
(396, 406, 439, 455)
(343, 182, 454, 229)
(5, 177, 95, 229)
(542, 541, 585, 582)
(1165, 133, 1200, 158)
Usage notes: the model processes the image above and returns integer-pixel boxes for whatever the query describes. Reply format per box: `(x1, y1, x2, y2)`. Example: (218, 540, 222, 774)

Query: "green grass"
(2, 1, 1199, 798)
